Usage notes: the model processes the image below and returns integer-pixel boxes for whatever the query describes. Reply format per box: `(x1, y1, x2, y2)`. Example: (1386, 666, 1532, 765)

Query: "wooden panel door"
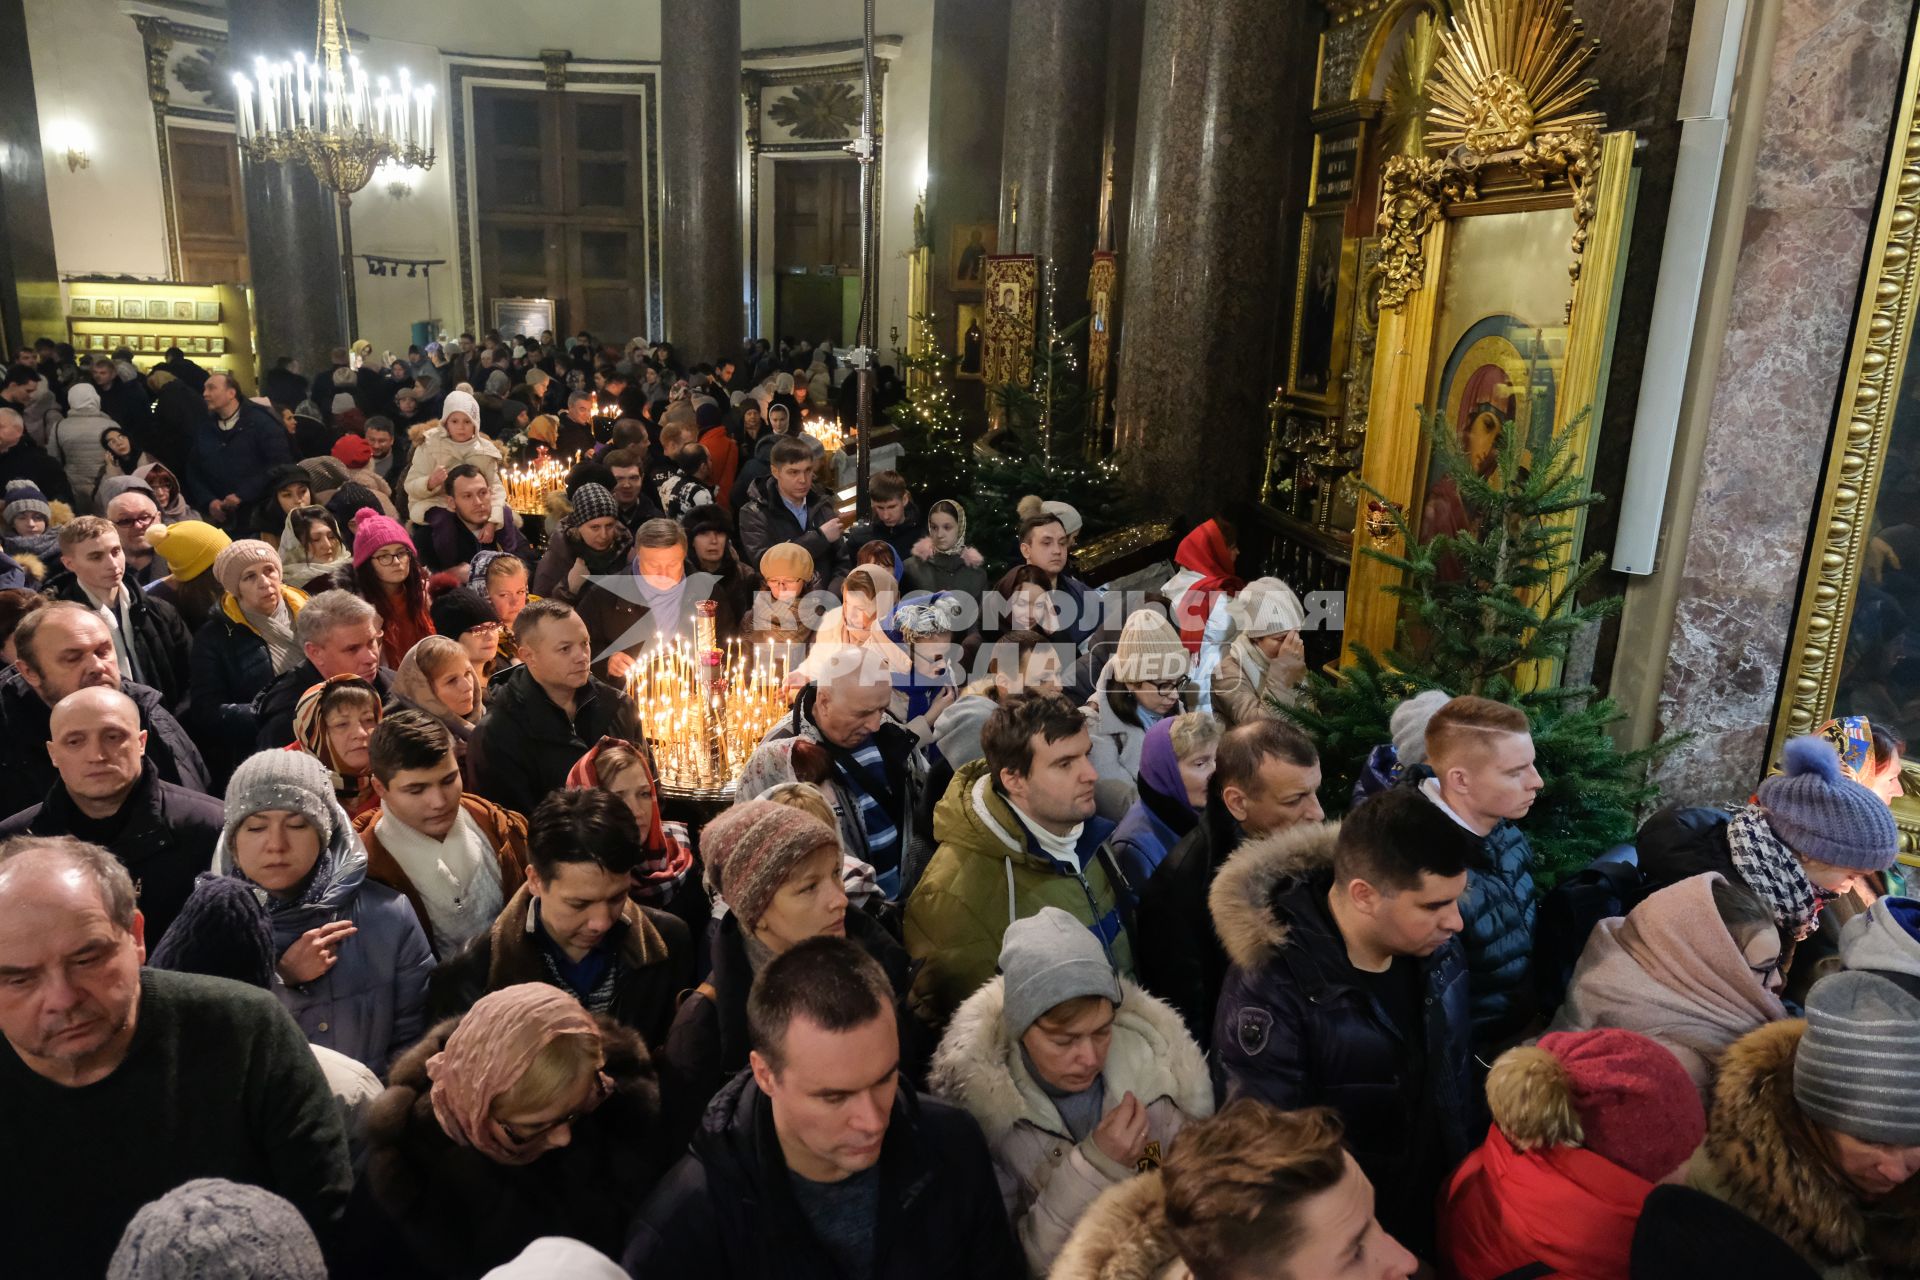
(168, 126, 249, 284)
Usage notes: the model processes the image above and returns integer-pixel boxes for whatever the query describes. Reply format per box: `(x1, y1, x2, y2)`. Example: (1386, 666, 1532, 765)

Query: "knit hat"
(1225, 576, 1305, 638)
(222, 748, 337, 849)
(699, 798, 841, 928)
(1795, 969, 1920, 1144)
(267, 464, 310, 499)
(441, 389, 481, 427)
(562, 482, 618, 532)
(212, 538, 282, 596)
(106, 1178, 326, 1280)
(999, 905, 1123, 1037)
(330, 433, 373, 468)
(481, 1238, 628, 1280)
(146, 520, 231, 581)
(431, 585, 498, 637)
(1041, 500, 1082, 536)
(1756, 735, 1899, 872)
(326, 482, 382, 533)
(1109, 609, 1190, 686)
(1838, 895, 1920, 983)
(147, 872, 275, 989)
(3, 480, 50, 526)
(1392, 689, 1454, 768)
(330, 392, 357, 416)
(1487, 1029, 1705, 1183)
(351, 513, 416, 567)
(758, 541, 814, 582)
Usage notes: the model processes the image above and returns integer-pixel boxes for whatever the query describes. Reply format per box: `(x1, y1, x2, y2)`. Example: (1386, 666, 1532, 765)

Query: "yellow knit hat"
(147, 520, 232, 581)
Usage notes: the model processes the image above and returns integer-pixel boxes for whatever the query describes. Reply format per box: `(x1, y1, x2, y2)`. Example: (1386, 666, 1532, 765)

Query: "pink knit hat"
(700, 798, 841, 928)
(351, 513, 416, 567)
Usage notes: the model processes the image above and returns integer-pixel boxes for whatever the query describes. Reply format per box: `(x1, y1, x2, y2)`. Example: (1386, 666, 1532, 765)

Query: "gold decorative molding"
(1375, 152, 1478, 310)
(1381, 10, 1443, 157)
(1426, 0, 1605, 153)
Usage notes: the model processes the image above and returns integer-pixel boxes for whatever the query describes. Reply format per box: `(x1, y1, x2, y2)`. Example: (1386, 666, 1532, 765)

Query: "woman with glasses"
(1084, 609, 1197, 820)
(351, 514, 436, 668)
(743, 540, 816, 651)
(1548, 872, 1788, 1108)
(366, 982, 664, 1277)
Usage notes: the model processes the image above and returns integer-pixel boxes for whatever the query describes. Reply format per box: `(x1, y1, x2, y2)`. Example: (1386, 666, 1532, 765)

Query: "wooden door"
(168, 126, 249, 283)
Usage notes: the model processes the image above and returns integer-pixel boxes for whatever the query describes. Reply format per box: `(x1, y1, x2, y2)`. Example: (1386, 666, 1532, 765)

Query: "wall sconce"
(50, 121, 91, 173)
(387, 179, 412, 201)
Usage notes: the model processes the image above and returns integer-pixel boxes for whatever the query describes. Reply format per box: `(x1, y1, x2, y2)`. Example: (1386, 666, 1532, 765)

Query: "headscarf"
(1172, 520, 1244, 654)
(1136, 715, 1203, 841)
(393, 635, 479, 731)
(278, 509, 352, 588)
(290, 674, 384, 814)
(424, 984, 609, 1165)
(565, 737, 692, 896)
(133, 461, 194, 522)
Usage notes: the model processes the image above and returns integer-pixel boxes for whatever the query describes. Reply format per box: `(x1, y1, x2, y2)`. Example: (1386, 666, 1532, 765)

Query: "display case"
(62, 278, 257, 396)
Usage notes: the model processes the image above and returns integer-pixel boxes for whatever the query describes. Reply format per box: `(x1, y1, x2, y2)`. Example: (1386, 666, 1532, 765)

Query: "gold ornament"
(1425, 0, 1606, 155)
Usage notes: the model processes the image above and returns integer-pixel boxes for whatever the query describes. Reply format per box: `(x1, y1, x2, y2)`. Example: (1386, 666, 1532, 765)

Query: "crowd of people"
(0, 328, 1917, 1280)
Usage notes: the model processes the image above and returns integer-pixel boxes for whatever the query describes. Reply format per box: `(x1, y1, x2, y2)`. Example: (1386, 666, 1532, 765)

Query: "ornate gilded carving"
(1086, 252, 1119, 444)
(1381, 12, 1443, 157)
(1425, 0, 1605, 153)
(1376, 152, 1478, 310)
(981, 255, 1038, 429)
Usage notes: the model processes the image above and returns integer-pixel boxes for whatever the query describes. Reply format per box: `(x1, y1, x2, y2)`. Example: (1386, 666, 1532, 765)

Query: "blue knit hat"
(147, 872, 275, 989)
(1756, 735, 1899, 872)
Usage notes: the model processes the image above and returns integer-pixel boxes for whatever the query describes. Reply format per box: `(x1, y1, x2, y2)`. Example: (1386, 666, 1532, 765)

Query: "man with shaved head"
(0, 686, 223, 943)
(0, 836, 350, 1276)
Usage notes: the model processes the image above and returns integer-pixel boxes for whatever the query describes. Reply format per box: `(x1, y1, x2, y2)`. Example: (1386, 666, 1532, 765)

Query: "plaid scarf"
(1726, 804, 1829, 940)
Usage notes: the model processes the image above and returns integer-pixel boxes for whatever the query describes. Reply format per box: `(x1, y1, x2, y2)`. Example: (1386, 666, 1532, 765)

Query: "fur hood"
(928, 976, 1212, 1145)
(1208, 820, 1341, 970)
(1694, 1019, 1920, 1274)
(1050, 1173, 1187, 1280)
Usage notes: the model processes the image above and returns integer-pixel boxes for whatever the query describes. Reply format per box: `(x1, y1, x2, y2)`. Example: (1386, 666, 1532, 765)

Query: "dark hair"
(856, 540, 898, 572)
(608, 421, 649, 451)
(769, 437, 813, 469)
(675, 442, 708, 470)
(1018, 512, 1065, 544)
(1710, 875, 1778, 952)
(981, 689, 1089, 780)
(868, 470, 908, 503)
(527, 788, 642, 881)
(367, 709, 456, 784)
(1161, 1101, 1349, 1280)
(352, 543, 431, 648)
(514, 597, 577, 645)
(364, 416, 396, 437)
(986, 630, 1053, 680)
(604, 446, 646, 471)
(1870, 721, 1906, 770)
(4, 364, 37, 389)
(0, 588, 49, 655)
(1215, 719, 1318, 794)
(747, 935, 894, 1073)
(1333, 785, 1478, 891)
(444, 462, 486, 491)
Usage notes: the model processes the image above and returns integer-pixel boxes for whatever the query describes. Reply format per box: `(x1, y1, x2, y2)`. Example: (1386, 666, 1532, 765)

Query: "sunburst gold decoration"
(1425, 0, 1606, 154)
(1382, 10, 1445, 159)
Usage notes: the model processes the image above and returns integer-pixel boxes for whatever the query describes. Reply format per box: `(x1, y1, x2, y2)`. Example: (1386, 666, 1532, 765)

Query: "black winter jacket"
(252, 660, 396, 750)
(844, 500, 925, 564)
(574, 566, 740, 681)
(44, 571, 193, 708)
(0, 436, 74, 503)
(0, 760, 223, 944)
(624, 1070, 1022, 1280)
(1133, 794, 1244, 1046)
(736, 473, 845, 583)
(0, 668, 211, 817)
(186, 399, 294, 510)
(466, 665, 641, 827)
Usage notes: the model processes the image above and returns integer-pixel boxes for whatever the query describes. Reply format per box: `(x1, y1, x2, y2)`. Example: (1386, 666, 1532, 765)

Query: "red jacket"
(1437, 1126, 1651, 1280)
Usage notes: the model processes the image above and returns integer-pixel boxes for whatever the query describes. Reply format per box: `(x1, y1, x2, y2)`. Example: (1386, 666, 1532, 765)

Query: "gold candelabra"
(624, 613, 799, 795)
(503, 451, 578, 515)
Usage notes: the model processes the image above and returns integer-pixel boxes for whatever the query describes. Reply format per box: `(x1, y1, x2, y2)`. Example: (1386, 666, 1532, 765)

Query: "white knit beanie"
(1392, 689, 1454, 767)
(1110, 609, 1190, 685)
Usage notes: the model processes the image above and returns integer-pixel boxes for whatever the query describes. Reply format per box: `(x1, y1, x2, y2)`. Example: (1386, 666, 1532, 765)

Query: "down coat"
(403, 421, 507, 525)
(929, 975, 1213, 1277)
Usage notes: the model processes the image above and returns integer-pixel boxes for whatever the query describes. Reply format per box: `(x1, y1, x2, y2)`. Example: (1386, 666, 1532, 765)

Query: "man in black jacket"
(45, 516, 191, 706)
(1208, 787, 1480, 1257)
(252, 589, 394, 748)
(0, 604, 210, 817)
(189, 372, 295, 524)
(625, 937, 1021, 1279)
(0, 686, 223, 945)
(842, 470, 924, 564)
(576, 517, 736, 680)
(0, 404, 72, 503)
(1135, 718, 1324, 1045)
(737, 436, 846, 583)
(468, 600, 640, 819)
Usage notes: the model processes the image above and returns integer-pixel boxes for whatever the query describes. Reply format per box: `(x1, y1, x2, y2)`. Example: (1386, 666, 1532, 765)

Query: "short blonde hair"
(492, 1031, 603, 1119)
(760, 781, 838, 834)
(1167, 711, 1222, 762)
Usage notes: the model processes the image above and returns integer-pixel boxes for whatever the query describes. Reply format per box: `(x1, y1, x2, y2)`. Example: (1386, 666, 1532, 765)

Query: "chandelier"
(229, 0, 435, 197)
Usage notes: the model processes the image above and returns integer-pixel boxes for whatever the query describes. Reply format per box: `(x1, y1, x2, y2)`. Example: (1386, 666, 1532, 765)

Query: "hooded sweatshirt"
(53, 383, 115, 512)
(1839, 896, 1920, 997)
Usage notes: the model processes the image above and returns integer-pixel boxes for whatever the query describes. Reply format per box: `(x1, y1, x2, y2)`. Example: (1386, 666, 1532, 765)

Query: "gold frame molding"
(1769, 25, 1920, 858)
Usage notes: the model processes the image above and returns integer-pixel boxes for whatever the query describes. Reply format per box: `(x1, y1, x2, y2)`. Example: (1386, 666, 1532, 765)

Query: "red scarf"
(565, 737, 694, 898)
(1172, 521, 1243, 653)
(1438, 1126, 1651, 1280)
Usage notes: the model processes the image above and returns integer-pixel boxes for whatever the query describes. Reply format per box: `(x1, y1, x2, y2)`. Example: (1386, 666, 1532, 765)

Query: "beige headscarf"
(393, 634, 481, 727)
(425, 984, 607, 1164)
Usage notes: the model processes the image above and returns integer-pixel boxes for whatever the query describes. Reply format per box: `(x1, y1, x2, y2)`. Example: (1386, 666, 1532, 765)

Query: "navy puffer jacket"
(1456, 814, 1539, 1046)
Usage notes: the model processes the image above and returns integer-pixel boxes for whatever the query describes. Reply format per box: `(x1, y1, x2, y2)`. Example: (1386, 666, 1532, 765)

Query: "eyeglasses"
(1142, 679, 1183, 695)
(497, 1073, 612, 1144)
(465, 622, 500, 635)
(111, 513, 157, 530)
(1748, 959, 1783, 983)
(370, 549, 411, 566)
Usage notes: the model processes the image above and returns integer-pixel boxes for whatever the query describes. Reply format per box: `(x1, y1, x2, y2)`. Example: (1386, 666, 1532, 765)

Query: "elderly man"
(576, 517, 736, 680)
(420, 462, 534, 571)
(188, 371, 293, 524)
(558, 389, 600, 456)
(103, 487, 165, 587)
(0, 603, 208, 817)
(0, 837, 351, 1277)
(0, 686, 222, 943)
(251, 589, 393, 749)
(0, 404, 70, 503)
(44, 516, 191, 705)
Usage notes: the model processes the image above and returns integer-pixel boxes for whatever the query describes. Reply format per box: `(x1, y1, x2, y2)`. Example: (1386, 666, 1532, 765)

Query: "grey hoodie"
(1840, 896, 1920, 995)
(934, 692, 998, 772)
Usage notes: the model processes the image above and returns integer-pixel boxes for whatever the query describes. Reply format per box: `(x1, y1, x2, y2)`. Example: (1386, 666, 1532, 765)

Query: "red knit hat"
(1488, 1029, 1705, 1184)
(331, 433, 373, 468)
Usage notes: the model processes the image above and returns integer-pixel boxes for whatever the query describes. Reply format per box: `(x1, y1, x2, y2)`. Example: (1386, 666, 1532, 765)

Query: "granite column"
(228, 0, 348, 371)
(661, 0, 744, 361)
(0, 0, 57, 355)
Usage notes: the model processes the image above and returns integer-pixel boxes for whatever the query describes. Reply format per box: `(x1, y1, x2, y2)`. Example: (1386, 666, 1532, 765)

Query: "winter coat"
(624, 1070, 1023, 1280)
(737, 473, 845, 583)
(188, 587, 308, 745)
(1351, 743, 1402, 807)
(1082, 660, 1198, 821)
(904, 758, 1133, 1027)
(1548, 872, 1787, 1107)
(1685, 1019, 1920, 1279)
(363, 1012, 666, 1280)
(466, 665, 641, 821)
(929, 975, 1213, 1277)
(574, 565, 739, 681)
(727, 430, 778, 510)
(1209, 819, 1478, 1253)
(1418, 778, 1540, 1046)
(1132, 794, 1242, 1046)
(403, 424, 507, 525)
(51, 390, 116, 511)
(0, 435, 73, 504)
(418, 504, 534, 573)
(42, 570, 194, 706)
(1050, 1173, 1190, 1280)
(0, 668, 210, 817)
(657, 469, 716, 520)
(666, 907, 924, 1115)
(213, 812, 434, 1077)
(186, 398, 294, 511)
(845, 502, 926, 565)
(1207, 645, 1296, 730)
(253, 659, 396, 750)
(147, 378, 208, 474)
(0, 759, 223, 945)
(1107, 788, 1192, 896)
(352, 793, 530, 959)
(901, 544, 990, 610)
(424, 883, 691, 1054)
(1439, 1125, 1654, 1280)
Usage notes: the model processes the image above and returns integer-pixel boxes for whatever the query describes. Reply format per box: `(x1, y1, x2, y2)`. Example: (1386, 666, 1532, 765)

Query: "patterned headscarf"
(425, 984, 609, 1165)
(290, 674, 384, 813)
(565, 737, 693, 898)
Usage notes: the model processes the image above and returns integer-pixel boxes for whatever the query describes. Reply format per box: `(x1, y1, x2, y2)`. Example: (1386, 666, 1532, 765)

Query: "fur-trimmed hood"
(928, 976, 1212, 1145)
(1050, 1173, 1188, 1280)
(1692, 1018, 1920, 1275)
(1208, 820, 1341, 970)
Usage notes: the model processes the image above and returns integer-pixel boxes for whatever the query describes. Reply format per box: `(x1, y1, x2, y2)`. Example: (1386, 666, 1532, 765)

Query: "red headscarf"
(1172, 520, 1244, 653)
(565, 737, 693, 898)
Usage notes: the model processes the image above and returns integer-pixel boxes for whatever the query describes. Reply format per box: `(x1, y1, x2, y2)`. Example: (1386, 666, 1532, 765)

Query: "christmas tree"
(1283, 406, 1671, 886)
(893, 310, 972, 502)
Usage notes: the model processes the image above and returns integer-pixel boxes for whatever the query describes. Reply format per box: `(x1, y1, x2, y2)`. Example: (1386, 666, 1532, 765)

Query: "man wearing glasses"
(103, 489, 165, 588)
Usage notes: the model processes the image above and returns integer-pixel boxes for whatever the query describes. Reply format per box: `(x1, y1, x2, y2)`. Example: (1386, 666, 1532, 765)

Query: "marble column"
(1652, 0, 1909, 800)
(1110, 0, 1316, 514)
(0, 0, 56, 355)
(661, 0, 744, 361)
(998, 0, 1109, 329)
(228, 0, 347, 371)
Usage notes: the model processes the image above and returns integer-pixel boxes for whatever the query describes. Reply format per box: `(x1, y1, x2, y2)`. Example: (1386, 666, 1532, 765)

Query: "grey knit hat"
(3, 479, 50, 526)
(563, 482, 619, 532)
(1756, 736, 1900, 872)
(1794, 969, 1920, 1145)
(221, 749, 337, 849)
(999, 905, 1122, 1038)
(1392, 688, 1453, 768)
(107, 1178, 326, 1280)
(701, 797, 841, 929)
(211, 538, 282, 596)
